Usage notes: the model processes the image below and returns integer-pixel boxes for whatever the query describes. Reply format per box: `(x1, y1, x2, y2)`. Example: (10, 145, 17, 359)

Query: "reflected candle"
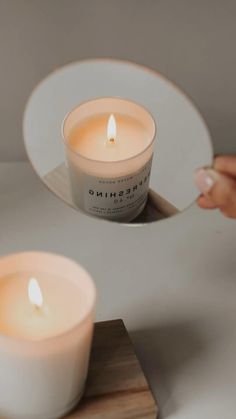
(0, 252, 96, 419)
(63, 98, 156, 222)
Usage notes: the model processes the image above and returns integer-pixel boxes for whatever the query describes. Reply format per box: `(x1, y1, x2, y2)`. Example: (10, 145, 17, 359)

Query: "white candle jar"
(63, 98, 156, 223)
(0, 252, 96, 419)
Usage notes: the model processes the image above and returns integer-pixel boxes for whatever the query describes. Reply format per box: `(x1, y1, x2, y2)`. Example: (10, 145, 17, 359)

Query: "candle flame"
(28, 278, 43, 308)
(107, 114, 116, 144)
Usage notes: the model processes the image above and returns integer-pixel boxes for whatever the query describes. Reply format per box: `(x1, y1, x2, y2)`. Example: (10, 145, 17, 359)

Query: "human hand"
(195, 155, 236, 219)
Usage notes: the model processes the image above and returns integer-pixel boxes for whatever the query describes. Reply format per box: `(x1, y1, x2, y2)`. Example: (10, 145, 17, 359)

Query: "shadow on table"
(130, 319, 210, 418)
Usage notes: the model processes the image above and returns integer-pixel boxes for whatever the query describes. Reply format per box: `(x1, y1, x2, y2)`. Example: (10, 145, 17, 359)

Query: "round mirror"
(23, 59, 213, 225)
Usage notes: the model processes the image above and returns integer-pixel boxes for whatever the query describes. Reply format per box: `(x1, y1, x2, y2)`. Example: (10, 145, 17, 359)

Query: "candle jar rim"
(62, 96, 156, 165)
(0, 251, 96, 348)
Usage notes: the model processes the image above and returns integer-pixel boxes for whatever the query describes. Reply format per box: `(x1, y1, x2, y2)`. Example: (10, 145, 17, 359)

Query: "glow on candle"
(107, 114, 117, 144)
(28, 278, 43, 309)
(63, 98, 156, 221)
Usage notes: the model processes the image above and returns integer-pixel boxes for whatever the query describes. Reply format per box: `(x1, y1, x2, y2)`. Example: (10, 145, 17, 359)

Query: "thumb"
(195, 168, 236, 218)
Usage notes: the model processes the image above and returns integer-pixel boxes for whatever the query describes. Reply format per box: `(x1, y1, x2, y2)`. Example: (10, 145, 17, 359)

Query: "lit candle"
(28, 277, 43, 310)
(63, 98, 156, 222)
(0, 252, 96, 418)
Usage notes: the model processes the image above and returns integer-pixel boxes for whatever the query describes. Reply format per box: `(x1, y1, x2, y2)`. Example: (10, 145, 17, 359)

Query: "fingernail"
(194, 169, 218, 193)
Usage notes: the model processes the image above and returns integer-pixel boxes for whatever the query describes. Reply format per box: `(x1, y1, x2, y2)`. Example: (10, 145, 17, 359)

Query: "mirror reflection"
(24, 59, 213, 224)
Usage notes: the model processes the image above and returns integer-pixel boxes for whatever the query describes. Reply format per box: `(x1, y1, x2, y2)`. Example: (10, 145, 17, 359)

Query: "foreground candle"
(63, 98, 156, 222)
(0, 252, 96, 419)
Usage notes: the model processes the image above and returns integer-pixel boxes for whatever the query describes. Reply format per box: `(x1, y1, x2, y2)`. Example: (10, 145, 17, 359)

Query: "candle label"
(82, 158, 153, 220)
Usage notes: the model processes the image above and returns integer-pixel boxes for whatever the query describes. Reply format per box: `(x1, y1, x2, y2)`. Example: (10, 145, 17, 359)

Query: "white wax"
(68, 113, 150, 161)
(63, 98, 156, 222)
(0, 272, 87, 340)
(0, 252, 96, 419)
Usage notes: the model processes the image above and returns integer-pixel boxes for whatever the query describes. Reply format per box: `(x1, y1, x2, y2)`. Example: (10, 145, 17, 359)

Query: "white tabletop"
(1, 162, 236, 419)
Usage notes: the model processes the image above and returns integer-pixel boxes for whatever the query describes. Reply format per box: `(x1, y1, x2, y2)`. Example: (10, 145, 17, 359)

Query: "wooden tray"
(67, 319, 158, 418)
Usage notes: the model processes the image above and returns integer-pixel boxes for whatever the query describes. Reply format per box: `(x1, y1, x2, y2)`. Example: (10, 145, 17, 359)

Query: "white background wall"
(0, 0, 235, 161)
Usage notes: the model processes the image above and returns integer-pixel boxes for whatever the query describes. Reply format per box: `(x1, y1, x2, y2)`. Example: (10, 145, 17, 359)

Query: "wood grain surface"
(67, 319, 158, 418)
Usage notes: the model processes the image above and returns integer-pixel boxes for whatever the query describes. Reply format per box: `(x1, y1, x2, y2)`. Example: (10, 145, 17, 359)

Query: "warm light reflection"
(107, 114, 117, 144)
(28, 278, 43, 308)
